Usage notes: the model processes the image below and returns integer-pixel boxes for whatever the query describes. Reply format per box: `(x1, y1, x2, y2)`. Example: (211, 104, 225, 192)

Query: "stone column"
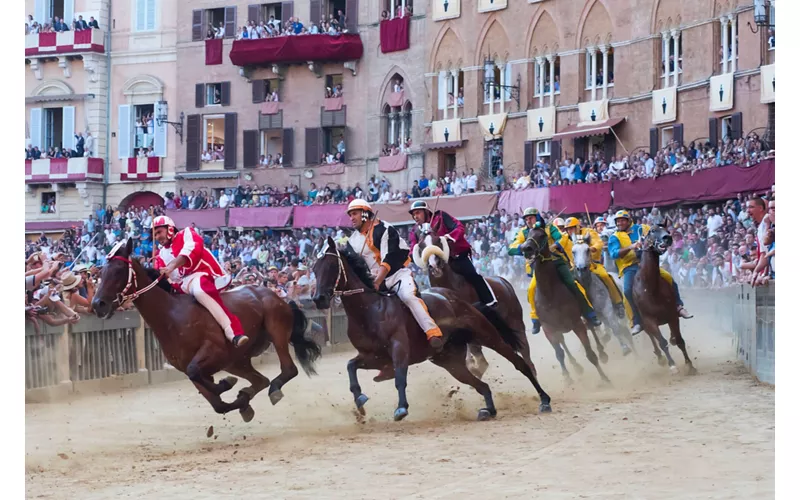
(536, 57, 544, 108)
(547, 54, 556, 107)
(601, 45, 609, 99)
(451, 69, 459, 119)
(589, 47, 597, 101)
(721, 17, 729, 74)
(672, 30, 680, 86)
(389, 111, 397, 144)
(499, 62, 506, 114)
(730, 15, 737, 73)
(399, 111, 406, 143)
(489, 65, 495, 116)
(663, 31, 670, 88)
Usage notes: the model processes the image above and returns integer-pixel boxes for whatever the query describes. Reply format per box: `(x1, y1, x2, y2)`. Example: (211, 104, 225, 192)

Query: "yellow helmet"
(346, 199, 373, 214)
(565, 217, 580, 229)
(613, 210, 631, 222)
(553, 217, 565, 228)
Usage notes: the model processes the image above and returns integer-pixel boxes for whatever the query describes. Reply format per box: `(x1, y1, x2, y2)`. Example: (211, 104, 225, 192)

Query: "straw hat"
(60, 271, 81, 291)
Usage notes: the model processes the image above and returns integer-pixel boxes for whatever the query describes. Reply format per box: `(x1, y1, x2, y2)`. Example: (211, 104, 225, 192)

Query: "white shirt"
(219, 193, 230, 208)
(467, 174, 478, 190)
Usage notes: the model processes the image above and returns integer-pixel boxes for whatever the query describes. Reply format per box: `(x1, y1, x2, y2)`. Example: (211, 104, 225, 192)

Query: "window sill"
(584, 83, 615, 91)
(533, 91, 561, 97)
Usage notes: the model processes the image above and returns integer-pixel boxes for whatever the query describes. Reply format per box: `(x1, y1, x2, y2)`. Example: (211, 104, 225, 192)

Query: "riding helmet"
(522, 207, 539, 218)
(565, 217, 580, 228)
(346, 199, 373, 215)
(408, 200, 432, 215)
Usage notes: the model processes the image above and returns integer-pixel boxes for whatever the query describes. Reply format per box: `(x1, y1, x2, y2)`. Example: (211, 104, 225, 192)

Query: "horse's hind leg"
(264, 317, 299, 406)
(515, 331, 539, 377)
(431, 344, 497, 421)
(668, 319, 696, 375)
(645, 323, 678, 373)
(574, 324, 611, 384)
(589, 326, 609, 364)
(466, 343, 490, 380)
(187, 342, 252, 416)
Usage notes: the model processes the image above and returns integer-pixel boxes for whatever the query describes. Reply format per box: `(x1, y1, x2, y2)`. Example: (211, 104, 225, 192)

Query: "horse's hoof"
(669, 365, 680, 376)
(599, 352, 609, 364)
(621, 345, 632, 356)
(669, 336, 678, 346)
(573, 364, 585, 375)
(393, 407, 409, 421)
(355, 394, 369, 409)
(222, 376, 238, 390)
(269, 389, 284, 405)
(657, 357, 668, 366)
(539, 403, 552, 414)
(239, 405, 255, 423)
(238, 387, 255, 401)
(477, 409, 494, 421)
(687, 366, 698, 376)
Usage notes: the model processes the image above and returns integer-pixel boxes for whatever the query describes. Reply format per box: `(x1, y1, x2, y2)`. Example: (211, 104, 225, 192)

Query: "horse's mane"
(339, 245, 375, 289)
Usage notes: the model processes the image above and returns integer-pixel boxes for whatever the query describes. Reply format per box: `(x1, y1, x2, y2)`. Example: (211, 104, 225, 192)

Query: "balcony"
(121, 157, 161, 181)
(229, 34, 363, 68)
(25, 28, 105, 57)
(422, 118, 464, 150)
(25, 157, 104, 184)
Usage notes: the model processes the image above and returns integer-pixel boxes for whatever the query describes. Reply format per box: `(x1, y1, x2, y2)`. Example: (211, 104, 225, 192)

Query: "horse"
(312, 236, 552, 421)
(519, 227, 611, 384)
(571, 234, 635, 356)
(411, 225, 538, 379)
(91, 237, 322, 422)
(634, 226, 697, 375)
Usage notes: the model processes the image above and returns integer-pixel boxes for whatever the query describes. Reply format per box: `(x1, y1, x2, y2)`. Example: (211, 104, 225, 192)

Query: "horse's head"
(311, 236, 342, 310)
(519, 226, 549, 263)
(412, 224, 450, 278)
(643, 225, 673, 255)
(571, 233, 593, 284)
(92, 238, 135, 318)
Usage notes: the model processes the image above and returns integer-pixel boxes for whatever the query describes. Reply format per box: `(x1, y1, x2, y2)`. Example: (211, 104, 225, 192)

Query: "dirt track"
(26, 324, 774, 499)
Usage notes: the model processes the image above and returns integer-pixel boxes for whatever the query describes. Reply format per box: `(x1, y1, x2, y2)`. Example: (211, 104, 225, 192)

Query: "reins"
(323, 250, 365, 297)
(109, 255, 165, 306)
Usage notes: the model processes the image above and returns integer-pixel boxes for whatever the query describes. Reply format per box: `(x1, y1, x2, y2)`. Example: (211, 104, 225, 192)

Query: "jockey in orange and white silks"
(152, 215, 248, 347)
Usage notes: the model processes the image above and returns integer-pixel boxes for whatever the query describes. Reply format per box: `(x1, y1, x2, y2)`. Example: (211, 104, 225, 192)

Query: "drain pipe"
(101, 0, 113, 208)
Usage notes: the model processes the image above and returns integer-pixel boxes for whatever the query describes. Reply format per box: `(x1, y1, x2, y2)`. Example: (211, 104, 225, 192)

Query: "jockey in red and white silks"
(152, 216, 248, 347)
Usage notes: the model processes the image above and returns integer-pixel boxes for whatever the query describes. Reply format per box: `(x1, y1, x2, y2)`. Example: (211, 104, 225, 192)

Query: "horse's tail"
(288, 300, 322, 376)
(472, 302, 523, 352)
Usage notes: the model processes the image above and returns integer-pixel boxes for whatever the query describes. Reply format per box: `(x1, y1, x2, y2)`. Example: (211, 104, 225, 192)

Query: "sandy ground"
(26, 320, 774, 499)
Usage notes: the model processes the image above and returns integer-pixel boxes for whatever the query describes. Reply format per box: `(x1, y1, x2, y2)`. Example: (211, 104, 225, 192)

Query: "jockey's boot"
(232, 334, 250, 348)
(630, 324, 643, 336)
(584, 310, 602, 328)
(428, 335, 444, 353)
(613, 302, 626, 319)
(677, 305, 693, 319)
(531, 318, 541, 335)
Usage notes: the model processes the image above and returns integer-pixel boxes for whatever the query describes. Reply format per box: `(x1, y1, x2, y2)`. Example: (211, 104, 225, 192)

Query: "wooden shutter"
(282, 128, 294, 166)
(252, 79, 266, 103)
(649, 127, 659, 157)
(192, 9, 204, 41)
(221, 81, 231, 106)
(550, 140, 562, 169)
(224, 113, 238, 169)
(185, 114, 201, 171)
(61, 106, 75, 151)
(708, 117, 719, 146)
(281, 1, 293, 22)
(345, 0, 358, 32)
(523, 141, 533, 173)
(305, 128, 321, 165)
(309, 0, 322, 25)
(118, 105, 132, 159)
(731, 112, 743, 140)
(224, 7, 236, 38)
(29, 108, 43, 150)
(603, 133, 616, 163)
(673, 123, 684, 146)
(243, 130, 259, 168)
(195, 83, 205, 108)
(248, 4, 260, 23)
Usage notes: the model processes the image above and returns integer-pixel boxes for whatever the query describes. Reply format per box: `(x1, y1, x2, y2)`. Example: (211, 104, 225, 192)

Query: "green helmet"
(523, 207, 539, 218)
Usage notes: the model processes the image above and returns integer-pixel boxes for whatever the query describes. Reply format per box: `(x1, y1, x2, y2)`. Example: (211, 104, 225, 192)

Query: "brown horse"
(411, 226, 539, 379)
(312, 237, 552, 421)
(91, 238, 322, 422)
(520, 227, 611, 384)
(633, 226, 697, 375)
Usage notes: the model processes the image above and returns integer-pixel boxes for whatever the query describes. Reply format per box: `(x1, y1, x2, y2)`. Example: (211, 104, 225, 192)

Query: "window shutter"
(523, 141, 533, 173)
(603, 133, 616, 163)
(438, 71, 447, 110)
(64, 0, 74, 29)
(136, 0, 146, 31)
(185, 114, 201, 171)
(281, 2, 294, 23)
(345, 0, 358, 32)
(118, 105, 132, 159)
(282, 128, 294, 166)
(242, 130, 259, 168)
(550, 140, 562, 169)
(146, 0, 156, 30)
(154, 101, 168, 157)
(224, 7, 236, 38)
(649, 127, 659, 157)
(192, 9, 204, 41)
(224, 113, 238, 169)
(195, 83, 205, 108)
(504, 64, 513, 101)
(221, 81, 231, 106)
(731, 112, 743, 140)
(673, 123, 684, 147)
(34, 0, 46, 26)
(61, 106, 75, 151)
(252, 79, 266, 103)
(248, 4, 260, 24)
(305, 128, 320, 165)
(29, 108, 43, 150)
(708, 117, 719, 146)
(309, 0, 321, 25)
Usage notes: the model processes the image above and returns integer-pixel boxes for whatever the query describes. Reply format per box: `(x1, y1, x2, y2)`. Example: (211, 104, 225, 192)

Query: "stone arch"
(118, 190, 164, 210)
(575, 0, 615, 48)
(527, 9, 562, 58)
(429, 25, 465, 73)
(474, 15, 512, 66)
(31, 79, 73, 96)
(651, 0, 686, 33)
(121, 74, 165, 97)
(377, 66, 413, 110)
(713, 0, 734, 18)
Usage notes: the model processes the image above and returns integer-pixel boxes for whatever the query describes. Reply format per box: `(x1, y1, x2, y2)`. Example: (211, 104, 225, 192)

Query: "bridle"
(525, 228, 557, 263)
(108, 255, 165, 306)
(321, 249, 365, 297)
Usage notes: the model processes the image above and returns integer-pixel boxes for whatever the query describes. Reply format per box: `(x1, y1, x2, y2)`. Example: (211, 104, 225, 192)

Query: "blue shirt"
(419, 178, 429, 190)
(607, 224, 646, 260)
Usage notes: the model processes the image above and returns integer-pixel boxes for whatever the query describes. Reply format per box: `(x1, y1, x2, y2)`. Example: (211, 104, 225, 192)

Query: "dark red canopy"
(229, 34, 363, 66)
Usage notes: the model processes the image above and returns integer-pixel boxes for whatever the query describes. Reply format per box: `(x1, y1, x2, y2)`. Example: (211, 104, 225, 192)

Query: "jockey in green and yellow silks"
(508, 208, 600, 334)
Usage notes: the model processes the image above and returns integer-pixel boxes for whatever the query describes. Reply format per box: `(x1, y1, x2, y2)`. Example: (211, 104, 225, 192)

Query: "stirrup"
(232, 334, 249, 348)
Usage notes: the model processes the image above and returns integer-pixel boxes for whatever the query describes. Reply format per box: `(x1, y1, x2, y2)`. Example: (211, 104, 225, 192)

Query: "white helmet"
(346, 199, 373, 214)
(553, 217, 565, 228)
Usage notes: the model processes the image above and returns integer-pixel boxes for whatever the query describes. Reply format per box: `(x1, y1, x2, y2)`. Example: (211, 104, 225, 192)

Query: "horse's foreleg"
(589, 326, 609, 364)
(545, 331, 572, 383)
(431, 344, 498, 421)
(668, 319, 696, 375)
(467, 343, 490, 379)
(225, 359, 271, 421)
(645, 323, 678, 373)
(186, 344, 252, 417)
(192, 381, 249, 417)
(346, 353, 387, 412)
(516, 334, 538, 378)
(389, 337, 411, 421)
(574, 324, 611, 384)
(561, 337, 584, 375)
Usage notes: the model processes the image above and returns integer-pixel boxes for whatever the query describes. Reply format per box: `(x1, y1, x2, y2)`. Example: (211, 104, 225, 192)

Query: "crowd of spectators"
(26, 132, 94, 161)
(381, 3, 414, 20)
(230, 10, 350, 40)
(26, 13, 99, 35)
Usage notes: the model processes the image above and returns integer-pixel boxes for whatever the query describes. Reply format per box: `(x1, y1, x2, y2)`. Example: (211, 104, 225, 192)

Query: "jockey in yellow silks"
(508, 208, 600, 334)
(607, 210, 691, 335)
(563, 216, 632, 321)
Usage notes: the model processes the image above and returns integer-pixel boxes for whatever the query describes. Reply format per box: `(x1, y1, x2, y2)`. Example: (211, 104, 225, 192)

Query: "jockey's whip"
(584, 203, 592, 228)
(430, 195, 442, 232)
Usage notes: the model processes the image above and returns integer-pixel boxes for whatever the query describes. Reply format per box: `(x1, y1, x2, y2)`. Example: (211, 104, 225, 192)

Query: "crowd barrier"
(25, 285, 775, 402)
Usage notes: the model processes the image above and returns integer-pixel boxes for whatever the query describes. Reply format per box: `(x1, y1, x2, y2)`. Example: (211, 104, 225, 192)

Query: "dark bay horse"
(312, 237, 551, 421)
(91, 238, 322, 422)
(634, 227, 697, 375)
(412, 227, 539, 379)
(520, 227, 610, 384)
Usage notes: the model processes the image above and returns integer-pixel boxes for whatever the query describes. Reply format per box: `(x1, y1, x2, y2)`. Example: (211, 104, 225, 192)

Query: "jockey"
(508, 208, 600, 334)
(607, 210, 691, 335)
(152, 215, 248, 347)
(564, 217, 627, 318)
(407, 200, 497, 307)
(346, 199, 444, 352)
